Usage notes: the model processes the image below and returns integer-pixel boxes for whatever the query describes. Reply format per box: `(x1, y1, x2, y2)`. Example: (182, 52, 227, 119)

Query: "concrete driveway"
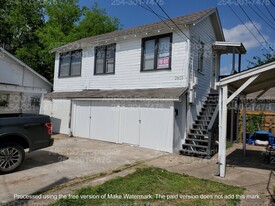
(0, 134, 165, 203)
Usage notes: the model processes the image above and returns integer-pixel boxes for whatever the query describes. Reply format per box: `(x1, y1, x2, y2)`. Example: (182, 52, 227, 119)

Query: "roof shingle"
(45, 87, 188, 100)
(53, 8, 216, 52)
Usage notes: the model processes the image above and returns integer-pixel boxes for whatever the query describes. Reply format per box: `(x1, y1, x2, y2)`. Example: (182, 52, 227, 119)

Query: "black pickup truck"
(0, 113, 54, 173)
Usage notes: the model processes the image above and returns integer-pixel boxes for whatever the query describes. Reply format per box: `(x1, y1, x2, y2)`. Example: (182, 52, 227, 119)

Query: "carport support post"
(242, 98, 247, 156)
(218, 85, 228, 177)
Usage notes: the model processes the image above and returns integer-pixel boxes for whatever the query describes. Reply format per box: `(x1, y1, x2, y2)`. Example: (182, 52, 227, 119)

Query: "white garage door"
(73, 101, 119, 143)
(139, 103, 173, 152)
(90, 101, 120, 142)
(120, 103, 140, 145)
(74, 101, 90, 138)
(120, 102, 173, 152)
(73, 101, 173, 152)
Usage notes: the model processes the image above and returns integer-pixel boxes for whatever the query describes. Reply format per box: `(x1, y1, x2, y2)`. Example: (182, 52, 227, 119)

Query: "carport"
(216, 60, 275, 177)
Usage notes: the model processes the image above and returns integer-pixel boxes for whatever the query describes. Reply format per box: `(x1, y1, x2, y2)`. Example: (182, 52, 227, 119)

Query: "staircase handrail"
(206, 104, 219, 158)
(207, 104, 219, 131)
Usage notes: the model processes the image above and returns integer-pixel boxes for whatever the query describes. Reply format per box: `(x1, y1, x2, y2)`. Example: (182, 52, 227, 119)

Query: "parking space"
(0, 134, 164, 203)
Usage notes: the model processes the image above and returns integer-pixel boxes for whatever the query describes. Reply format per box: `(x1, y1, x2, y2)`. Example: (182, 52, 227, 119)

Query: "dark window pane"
(71, 51, 82, 76)
(106, 59, 114, 73)
(143, 39, 155, 70)
(158, 37, 170, 54)
(60, 53, 70, 77)
(106, 45, 115, 73)
(95, 47, 105, 74)
(95, 44, 115, 74)
(106, 45, 115, 59)
(157, 37, 171, 69)
(59, 51, 82, 77)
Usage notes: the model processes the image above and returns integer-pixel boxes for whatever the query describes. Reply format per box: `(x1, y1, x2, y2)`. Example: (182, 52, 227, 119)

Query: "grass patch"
(52, 167, 244, 206)
(226, 140, 233, 149)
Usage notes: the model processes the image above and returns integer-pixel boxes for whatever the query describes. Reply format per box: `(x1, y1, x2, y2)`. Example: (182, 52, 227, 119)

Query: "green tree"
(1, 0, 121, 82)
(0, 0, 45, 72)
(249, 52, 275, 67)
(75, 3, 121, 40)
(37, 1, 121, 81)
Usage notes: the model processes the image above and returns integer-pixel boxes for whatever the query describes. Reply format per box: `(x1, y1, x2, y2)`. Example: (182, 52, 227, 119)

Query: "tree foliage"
(249, 52, 275, 67)
(1, 0, 121, 82)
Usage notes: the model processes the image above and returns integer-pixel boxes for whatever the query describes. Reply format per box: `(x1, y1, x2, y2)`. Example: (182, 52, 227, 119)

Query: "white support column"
(218, 85, 228, 177)
(218, 87, 223, 164)
(242, 99, 247, 156)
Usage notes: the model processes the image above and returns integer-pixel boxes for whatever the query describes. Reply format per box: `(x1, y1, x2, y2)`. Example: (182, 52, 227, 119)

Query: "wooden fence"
(245, 110, 275, 135)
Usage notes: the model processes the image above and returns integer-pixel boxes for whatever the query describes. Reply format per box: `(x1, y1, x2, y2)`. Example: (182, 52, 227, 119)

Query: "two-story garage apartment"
(42, 8, 225, 153)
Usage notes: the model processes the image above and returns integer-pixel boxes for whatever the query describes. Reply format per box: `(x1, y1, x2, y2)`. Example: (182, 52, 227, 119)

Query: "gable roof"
(53, 8, 224, 53)
(0, 47, 52, 86)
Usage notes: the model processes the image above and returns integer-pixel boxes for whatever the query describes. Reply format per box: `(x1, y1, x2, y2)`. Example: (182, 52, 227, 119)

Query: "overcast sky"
(80, 0, 275, 74)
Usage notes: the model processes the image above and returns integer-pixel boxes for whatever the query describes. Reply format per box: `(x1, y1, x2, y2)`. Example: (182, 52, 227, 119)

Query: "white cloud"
(220, 66, 230, 75)
(223, 22, 269, 50)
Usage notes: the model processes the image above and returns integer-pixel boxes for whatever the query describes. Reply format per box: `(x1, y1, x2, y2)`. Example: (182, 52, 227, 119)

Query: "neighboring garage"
(41, 88, 187, 153)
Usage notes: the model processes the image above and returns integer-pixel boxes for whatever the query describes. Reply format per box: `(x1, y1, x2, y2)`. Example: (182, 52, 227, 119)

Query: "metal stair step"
(193, 124, 208, 129)
(196, 119, 210, 123)
(180, 149, 208, 156)
(188, 133, 208, 137)
(190, 128, 208, 132)
(197, 116, 211, 120)
(199, 111, 214, 115)
(185, 138, 208, 143)
(182, 143, 208, 149)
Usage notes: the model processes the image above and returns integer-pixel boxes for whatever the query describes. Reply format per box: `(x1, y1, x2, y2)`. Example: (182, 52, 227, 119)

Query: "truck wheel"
(0, 143, 25, 174)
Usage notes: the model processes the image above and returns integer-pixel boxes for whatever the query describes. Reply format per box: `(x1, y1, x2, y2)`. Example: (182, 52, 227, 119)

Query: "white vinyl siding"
(53, 31, 190, 91)
(188, 16, 217, 126)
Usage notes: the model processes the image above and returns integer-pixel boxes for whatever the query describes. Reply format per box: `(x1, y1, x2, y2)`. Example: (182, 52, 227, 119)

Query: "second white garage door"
(73, 101, 174, 152)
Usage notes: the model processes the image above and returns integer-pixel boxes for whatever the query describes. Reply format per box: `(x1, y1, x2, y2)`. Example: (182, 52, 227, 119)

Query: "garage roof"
(45, 87, 188, 101)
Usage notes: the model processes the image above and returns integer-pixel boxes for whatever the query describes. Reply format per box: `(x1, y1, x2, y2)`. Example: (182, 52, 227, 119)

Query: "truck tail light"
(45, 122, 52, 135)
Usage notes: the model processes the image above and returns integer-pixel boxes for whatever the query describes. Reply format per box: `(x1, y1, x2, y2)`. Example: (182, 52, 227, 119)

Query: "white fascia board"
(214, 41, 243, 47)
(217, 61, 275, 86)
(0, 84, 48, 94)
(71, 98, 180, 102)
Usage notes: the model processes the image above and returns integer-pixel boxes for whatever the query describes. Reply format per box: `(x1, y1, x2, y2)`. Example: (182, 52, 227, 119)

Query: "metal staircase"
(180, 92, 219, 158)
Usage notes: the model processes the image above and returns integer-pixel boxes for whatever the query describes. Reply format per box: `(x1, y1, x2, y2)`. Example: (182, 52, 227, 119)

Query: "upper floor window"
(141, 33, 172, 71)
(198, 41, 204, 73)
(95, 44, 116, 75)
(59, 50, 82, 77)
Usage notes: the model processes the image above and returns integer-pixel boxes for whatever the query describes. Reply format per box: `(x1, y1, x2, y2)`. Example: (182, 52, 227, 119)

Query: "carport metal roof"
(216, 60, 275, 177)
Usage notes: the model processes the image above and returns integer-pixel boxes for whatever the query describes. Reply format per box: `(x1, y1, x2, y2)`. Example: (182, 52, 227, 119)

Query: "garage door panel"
(73, 101, 90, 138)
(121, 103, 140, 145)
(139, 103, 172, 152)
(90, 102, 119, 143)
